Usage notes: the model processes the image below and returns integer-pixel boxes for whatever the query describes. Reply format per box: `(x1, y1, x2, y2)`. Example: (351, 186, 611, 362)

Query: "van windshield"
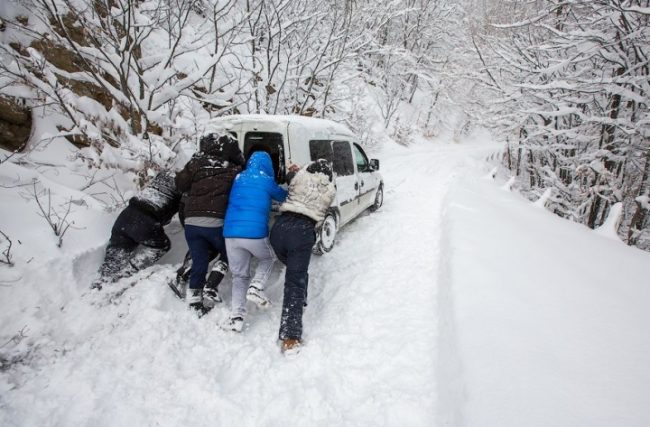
(244, 132, 285, 183)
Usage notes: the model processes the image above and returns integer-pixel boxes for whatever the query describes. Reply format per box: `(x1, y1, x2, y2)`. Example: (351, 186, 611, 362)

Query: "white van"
(207, 114, 384, 254)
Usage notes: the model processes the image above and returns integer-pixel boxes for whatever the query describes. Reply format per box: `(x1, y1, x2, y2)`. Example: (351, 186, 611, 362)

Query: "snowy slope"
(441, 166, 650, 427)
(2, 134, 650, 426)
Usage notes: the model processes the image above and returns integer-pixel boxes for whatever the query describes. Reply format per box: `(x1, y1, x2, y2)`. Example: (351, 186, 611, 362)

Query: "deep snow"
(1, 135, 649, 426)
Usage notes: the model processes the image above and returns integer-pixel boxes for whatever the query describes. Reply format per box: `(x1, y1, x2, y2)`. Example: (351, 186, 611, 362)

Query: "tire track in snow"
(299, 142, 489, 425)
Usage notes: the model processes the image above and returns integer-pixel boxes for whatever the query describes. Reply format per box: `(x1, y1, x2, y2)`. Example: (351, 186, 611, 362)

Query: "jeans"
(184, 225, 228, 290)
(270, 213, 316, 340)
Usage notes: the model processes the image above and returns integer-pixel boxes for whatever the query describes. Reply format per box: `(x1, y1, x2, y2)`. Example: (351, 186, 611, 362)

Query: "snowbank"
(442, 174, 650, 426)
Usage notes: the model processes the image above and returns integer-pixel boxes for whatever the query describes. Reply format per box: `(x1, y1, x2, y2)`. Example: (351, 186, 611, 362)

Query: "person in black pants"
(92, 170, 181, 289)
(270, 159, 335, 353)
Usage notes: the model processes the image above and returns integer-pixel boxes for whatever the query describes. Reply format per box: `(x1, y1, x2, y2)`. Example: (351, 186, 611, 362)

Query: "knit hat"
(199, 133, 244, 166)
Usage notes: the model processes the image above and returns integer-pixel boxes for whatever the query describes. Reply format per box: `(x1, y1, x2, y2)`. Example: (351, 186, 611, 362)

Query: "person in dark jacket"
(270, 159, 335, 353)
(92, 170, 181, 289)
(175, 133, 244, 314)
(221, 151, 287, 331)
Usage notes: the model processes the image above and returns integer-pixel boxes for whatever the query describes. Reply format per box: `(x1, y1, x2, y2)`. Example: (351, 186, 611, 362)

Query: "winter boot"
(167, 275, 187, 299)
(202, 286, 222, 307)
(187, 288, 210, 317)
(246, 284, 271, 307)
(281, 338, 302, 355)
(221, 315, 244, 332)
(175, 251, 192, 285)
(204, 260, 228, 289)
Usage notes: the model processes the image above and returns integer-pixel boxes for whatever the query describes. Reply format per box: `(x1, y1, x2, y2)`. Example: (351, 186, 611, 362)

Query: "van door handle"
(354, 182, 358, 190)
(361, 180, 364, 186)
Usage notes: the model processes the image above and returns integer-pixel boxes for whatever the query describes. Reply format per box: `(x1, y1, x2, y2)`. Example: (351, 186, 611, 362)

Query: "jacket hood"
(246, 151, 274, 177)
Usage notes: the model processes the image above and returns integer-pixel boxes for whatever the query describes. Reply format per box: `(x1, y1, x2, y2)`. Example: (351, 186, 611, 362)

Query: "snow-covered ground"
(1, 135, 649, 426)
(442, 165, 650, 427)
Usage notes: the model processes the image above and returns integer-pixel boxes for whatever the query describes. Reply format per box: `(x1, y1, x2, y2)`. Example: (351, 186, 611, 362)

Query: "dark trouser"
(270, 213, 316, 341)
(98, 205, 170, 282)
(175, 248, 219, 284)
(184, 225, 228, 290)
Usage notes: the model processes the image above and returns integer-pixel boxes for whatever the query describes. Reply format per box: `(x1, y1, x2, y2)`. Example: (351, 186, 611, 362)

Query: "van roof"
(206, 114, 355, 138)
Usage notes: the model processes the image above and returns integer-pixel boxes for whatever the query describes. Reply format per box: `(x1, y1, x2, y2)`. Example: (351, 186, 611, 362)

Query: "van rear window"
(244, 132, 284, 182)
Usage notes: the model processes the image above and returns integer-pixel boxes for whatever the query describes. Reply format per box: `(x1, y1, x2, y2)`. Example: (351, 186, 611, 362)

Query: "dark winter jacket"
(129, 171, 181, 225)
(176, 134, 244, 219)
(223, 151, 288, 239)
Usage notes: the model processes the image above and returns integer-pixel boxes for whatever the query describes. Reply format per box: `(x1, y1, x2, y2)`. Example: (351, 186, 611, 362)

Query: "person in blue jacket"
(222, 151, 288, 331)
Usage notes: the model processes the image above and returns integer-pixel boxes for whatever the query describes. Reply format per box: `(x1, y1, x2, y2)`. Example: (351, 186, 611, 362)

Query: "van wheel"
(314, 213, 337, 255)
(369, 184, 383, 212)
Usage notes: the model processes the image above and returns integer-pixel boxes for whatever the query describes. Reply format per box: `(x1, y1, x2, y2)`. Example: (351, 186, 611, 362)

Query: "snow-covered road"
(1, 138, 497, 426)
(5, 136, 648, 427)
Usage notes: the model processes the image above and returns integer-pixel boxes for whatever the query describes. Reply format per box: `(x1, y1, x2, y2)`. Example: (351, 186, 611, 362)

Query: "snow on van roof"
(206, 114, 355, 137)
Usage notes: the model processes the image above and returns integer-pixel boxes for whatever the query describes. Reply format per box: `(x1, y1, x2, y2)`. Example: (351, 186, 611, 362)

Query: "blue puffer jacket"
(223, 151, 288, 239)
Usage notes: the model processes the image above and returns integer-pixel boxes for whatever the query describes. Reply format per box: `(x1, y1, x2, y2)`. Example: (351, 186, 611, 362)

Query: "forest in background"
(0, 0, 648, 251)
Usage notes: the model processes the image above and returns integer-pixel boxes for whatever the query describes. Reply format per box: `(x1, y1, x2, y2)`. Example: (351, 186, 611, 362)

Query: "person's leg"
(278, 218, 316, 341)
(270, 215, 289, 266)
(109, 208, 171, 275)
(248, 237, 276, 288)
(176, 250, 192, 283)
(225, 238, 252, 318)
(131, 225, 171, 271)
(94, 208, 139, 286)
(184, 225, 211, 291)
(245, 237, 276, 306)
(204, 227, 229, 290)
(96, 246, 133, 285)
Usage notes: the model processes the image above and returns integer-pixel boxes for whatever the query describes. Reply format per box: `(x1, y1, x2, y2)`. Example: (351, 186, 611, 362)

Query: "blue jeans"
(270, 213, 316, 340)
(184, 225, 228, 290)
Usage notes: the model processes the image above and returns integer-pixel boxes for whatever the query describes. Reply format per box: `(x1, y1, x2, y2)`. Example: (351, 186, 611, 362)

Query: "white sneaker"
(221, 316, 244, 332)
(246, 285, 271, 307)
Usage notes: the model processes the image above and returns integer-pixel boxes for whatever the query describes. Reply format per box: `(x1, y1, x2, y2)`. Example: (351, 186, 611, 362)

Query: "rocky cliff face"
(0, 96, 32, 152)
(1, 9, 161, 153)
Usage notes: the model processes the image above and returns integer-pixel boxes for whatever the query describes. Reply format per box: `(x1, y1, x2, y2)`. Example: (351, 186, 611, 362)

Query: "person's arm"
(175, 161, 193, 193)
(284, 164, 300, 185)
(271, 184, 288, 202)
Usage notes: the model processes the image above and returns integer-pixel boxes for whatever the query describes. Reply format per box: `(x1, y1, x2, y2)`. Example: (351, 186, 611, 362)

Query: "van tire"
(313, 213, 337, 255)
(369, 184, 383, 212)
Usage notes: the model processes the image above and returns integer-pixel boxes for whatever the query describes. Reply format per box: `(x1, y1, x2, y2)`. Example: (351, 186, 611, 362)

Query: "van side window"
(309, 140, 333, 163)
(332, 141, 354, 176)
(244, 132, 284, 183)
(353, 143, 370, 172)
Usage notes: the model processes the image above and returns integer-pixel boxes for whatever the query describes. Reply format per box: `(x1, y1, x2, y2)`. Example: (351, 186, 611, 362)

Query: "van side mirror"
(370, 159, 380, 171)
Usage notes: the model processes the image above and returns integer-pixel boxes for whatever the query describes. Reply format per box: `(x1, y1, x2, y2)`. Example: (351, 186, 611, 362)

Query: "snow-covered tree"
(473, 0, 650, 250)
